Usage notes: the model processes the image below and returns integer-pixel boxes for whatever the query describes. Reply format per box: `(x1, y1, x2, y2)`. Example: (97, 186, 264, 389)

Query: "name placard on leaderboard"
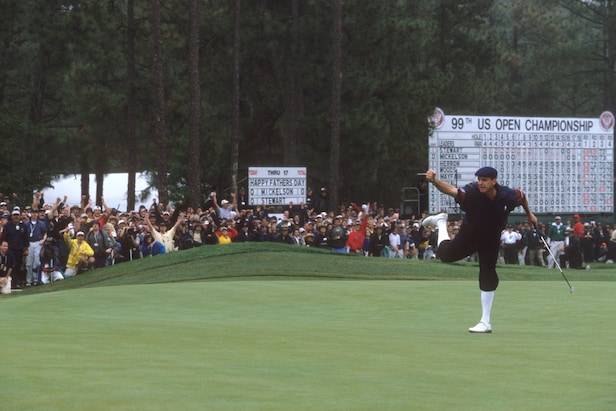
(427, 109, 614, 214)
(248, 167, 307, 206)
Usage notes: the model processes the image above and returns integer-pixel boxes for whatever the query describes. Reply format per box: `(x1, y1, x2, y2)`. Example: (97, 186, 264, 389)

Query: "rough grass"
(19, 242, 616, 293)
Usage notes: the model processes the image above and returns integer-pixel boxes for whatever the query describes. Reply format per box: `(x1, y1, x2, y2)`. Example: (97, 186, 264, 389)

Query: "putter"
(540, 236, 574, 293)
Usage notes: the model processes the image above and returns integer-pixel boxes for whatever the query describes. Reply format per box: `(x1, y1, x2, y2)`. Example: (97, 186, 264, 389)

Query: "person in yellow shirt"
(217, 227, 232, 244)
(63, 230, 94, 277)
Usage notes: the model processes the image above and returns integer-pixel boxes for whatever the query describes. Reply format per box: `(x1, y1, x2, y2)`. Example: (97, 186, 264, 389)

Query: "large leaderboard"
(248, 167, 307, 206)
(428, 108, 615, 214)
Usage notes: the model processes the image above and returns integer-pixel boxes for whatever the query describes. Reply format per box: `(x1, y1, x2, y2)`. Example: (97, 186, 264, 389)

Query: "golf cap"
(221, 199, 229, 205)
(475, 166, 498, 179)
(11, 210, 20, 215)
(573, 214, 580, 219)
(76, 231, 85, 236)
(555, 216, 561, 220)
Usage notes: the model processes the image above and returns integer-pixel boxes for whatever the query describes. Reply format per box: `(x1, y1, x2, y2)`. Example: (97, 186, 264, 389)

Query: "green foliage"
(0, 0, 613, 208)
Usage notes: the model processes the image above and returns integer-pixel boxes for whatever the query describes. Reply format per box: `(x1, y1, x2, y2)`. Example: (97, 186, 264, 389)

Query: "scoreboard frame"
(427, 109, 615, 216)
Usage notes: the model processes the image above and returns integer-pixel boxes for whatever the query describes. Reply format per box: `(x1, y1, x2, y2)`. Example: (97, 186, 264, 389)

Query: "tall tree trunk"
(603, 0, 616, 113)
(283, 0, 303, 166)
(187, 0, 202, 208)
(152, 0, 169, 204)
(95, 169, 104, 208)
(329, 0, 342, 212)
(30, 44, 44, 124)
(230, 0, 241, 195)
(80, 153, 90, 208)
(126, 0, 137, 211)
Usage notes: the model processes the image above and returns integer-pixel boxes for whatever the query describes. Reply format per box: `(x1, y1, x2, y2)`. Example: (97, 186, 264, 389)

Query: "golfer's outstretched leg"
(423, 213, 493, 333)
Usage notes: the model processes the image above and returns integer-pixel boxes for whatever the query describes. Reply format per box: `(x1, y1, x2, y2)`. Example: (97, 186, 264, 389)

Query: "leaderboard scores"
(427, 109, 614, 214)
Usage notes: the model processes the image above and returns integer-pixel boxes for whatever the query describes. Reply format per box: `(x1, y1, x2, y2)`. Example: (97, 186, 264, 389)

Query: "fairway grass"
(2, 280, 614, 410)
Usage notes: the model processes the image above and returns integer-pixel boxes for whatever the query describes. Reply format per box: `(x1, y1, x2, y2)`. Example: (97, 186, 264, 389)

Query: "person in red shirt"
(572, 214, 584, 239)
(346, 207, 368, 255)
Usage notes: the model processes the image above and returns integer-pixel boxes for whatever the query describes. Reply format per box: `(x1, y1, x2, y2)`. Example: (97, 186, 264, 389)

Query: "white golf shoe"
(422, 212, 448, 228)
(468, 322, 492, 333)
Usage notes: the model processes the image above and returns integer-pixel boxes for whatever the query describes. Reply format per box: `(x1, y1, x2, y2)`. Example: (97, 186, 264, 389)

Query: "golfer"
(422, 167, 537, 333)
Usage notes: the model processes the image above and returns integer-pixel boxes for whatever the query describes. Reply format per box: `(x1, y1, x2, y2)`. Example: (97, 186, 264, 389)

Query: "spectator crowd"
(1, 187, 614, 294)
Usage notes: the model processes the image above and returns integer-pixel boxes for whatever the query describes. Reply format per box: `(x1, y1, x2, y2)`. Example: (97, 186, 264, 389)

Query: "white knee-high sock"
(436, 219, 449, 245)
(480, 291, 494, 325)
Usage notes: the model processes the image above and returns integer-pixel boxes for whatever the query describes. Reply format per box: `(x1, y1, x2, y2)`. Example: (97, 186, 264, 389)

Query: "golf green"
(2, 280, 614, 410)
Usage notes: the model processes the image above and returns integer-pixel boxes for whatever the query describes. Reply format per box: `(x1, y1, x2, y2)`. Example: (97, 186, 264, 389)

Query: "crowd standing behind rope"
(0, 188, 614, 293)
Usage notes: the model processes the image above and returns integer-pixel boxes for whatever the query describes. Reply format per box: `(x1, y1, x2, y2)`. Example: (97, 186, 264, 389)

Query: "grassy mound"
(20, 242, 615, 295)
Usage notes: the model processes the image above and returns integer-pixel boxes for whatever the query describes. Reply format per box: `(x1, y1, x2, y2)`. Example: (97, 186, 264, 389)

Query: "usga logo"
(428, 107, 445, 129)
(599, 111, 614, 132)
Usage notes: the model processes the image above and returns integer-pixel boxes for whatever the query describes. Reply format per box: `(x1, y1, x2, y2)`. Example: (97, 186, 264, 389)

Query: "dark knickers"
(436, 225, 501, 291)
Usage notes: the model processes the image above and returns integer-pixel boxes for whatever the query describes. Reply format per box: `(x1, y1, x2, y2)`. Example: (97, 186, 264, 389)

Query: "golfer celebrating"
(422, 167, 537, 333)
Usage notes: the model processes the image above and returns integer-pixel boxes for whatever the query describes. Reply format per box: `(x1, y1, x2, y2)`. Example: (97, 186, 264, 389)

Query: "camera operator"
(39, 237, 64, 284)
(117, 218, 141, 261)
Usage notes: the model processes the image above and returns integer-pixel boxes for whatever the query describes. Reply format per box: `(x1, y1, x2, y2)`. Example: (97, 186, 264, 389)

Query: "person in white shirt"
(500, 225, 521, 264)
(388, 224, 405, 258)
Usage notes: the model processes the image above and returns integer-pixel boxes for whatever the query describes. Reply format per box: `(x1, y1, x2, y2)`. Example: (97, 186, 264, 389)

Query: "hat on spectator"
(475, 166, 498, 179)
(81, 213, 88, 218)
(573, 214, 580, 219)
(11, 210, 20, 215)
(76, 231, 85, 236)
(555, 216, 561, 220)
(0, 202, 6, 206)
(1, 213, 8, 219)
(320, 187, 327, 192)
(221, 199, 229, 205)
